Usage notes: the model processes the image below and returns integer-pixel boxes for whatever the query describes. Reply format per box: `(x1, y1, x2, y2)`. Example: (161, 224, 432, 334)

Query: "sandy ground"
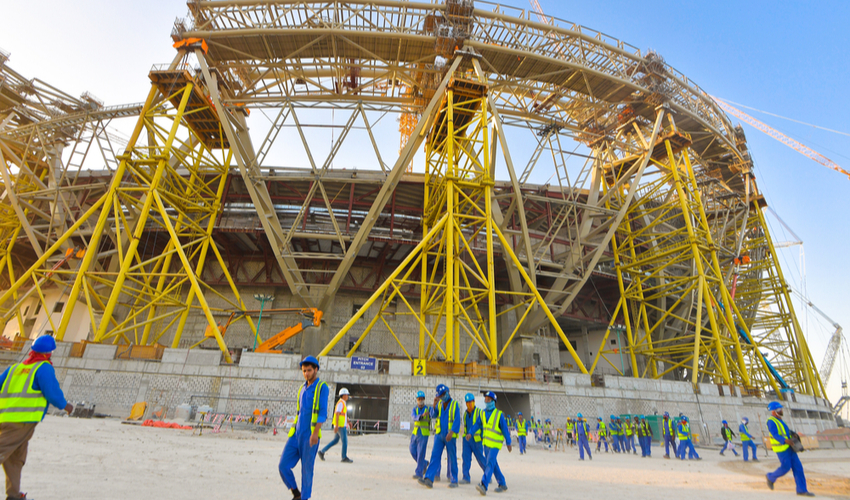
(17, 416, 850, 499)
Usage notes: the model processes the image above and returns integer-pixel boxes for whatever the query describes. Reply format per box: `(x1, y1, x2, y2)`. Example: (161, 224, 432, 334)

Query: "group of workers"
(0, 335, 817, 499)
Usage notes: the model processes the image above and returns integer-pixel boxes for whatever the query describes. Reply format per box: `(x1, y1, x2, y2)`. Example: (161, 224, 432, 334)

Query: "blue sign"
(351, 356, 377, 371)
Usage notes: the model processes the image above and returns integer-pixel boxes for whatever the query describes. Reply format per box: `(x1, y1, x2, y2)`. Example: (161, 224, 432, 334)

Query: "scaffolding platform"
(149, 67, 227, 149)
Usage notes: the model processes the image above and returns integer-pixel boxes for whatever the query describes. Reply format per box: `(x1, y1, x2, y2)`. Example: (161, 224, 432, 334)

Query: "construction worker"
(467, 391, 511, 495)
(662, 412, 676, 459)
(566, 418, 575, 447)
(318, 387, 352, 463)
(543, 419, 552, 448)
(595, 417, 608, 452)
(719, 420, 738, 457)
(676, 416, 701, 461)
(0, 335, 73, 500)
(616, 417, 626, 452)
(638, 416, 652, 457)
(535, 419, 542, 443)
(765, 402, 813, 496)
(739, 417, 759, 462)
(460, 393, 486, 485)
(410, 391, 431, 480)
(575, 414, 592, 461)
(419, 384, 461, 489)
(623, 417, 635, 454)
(279, 355, 328, 500)
(515, 412, 528, 454)
(608, 416, 620, 453)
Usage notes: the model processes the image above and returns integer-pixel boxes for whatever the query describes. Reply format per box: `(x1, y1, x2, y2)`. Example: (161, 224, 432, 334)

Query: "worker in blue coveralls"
(616, 417, 626, 452)
(460, 393, 486, 485)
(765, 402, 813, 496)
(279, 355, 329, 500)
(638, 415, 652, 457)
(662, 412, 676, 459)
(608, 416, 620, 453)
(575, 413, 592, 460)
(739, 416, 759, 462)
(595, 417, 608, 452)
(676, 415, 701, 461)
(419, 384, 461, 489)
(0, 335, 73, 500)
(410, 390, 431, 480)
(719, 420, 739, 457)
(515, 412, 528, 454)
(468, 391, 511, 496)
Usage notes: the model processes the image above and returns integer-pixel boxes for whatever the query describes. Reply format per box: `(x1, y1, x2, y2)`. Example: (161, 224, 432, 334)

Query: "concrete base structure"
(9, 341, 836, 440)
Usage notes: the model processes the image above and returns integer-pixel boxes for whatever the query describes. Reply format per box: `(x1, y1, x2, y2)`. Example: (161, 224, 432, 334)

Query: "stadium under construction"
(0, 0, 840, 422)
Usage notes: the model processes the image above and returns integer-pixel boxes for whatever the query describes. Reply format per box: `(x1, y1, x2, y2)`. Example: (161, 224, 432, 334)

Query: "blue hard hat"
(300, 355, 320, 369)
(577, 413, 583, 418)
(663, 412, 669, 418)
(517, 412, 522, 415)
(436, 384, 449, 397)
(416, 391, 425, 399)
(31, 335, 56, 353)
(682, 416, 689, 422)
(768, 401, 783, 412)
(597, 417, 602, 420)
(464, 393, 475, 402)
(722, 420, 728, 425)
(483, 391, 497, 400)
(742, 417, 749, 423)
(610, 415, 615, 420)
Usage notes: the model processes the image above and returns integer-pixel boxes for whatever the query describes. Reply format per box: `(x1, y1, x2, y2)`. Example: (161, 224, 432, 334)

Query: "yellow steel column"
(445, 88, 455, 362)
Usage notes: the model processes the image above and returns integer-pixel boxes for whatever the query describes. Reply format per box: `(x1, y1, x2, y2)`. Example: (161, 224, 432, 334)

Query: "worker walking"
(468, 392, 511, 495)
(638, 416, 652, 457)
(543, 419, 552, 448)
(624, 418, 635, 454)
(739, 417, 759, 462)
(595, 417, 608, 452)
(765, 402, 813, 496)
(419, 384, 461, 489)
(565, 418, 575, 447)
(676, 416, 701, 461)
(279, 355, 329, 500)
(575, 414, 592, 461)
(608, 416, 620, 453)
(719, 420, 738, 457)
(460, 393, 486, 485)
(410, 391, 431, 480)
(516, 413, 528, 455)
(318, 387, 352, 463)
(0, 335, 73, 500)
(662, 412, 676, 459)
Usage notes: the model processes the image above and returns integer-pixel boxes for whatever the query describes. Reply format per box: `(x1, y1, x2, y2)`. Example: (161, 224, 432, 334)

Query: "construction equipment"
(256, 309, 323, 353)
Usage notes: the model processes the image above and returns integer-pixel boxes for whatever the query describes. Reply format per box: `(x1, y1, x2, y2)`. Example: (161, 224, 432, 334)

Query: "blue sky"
(2, 0, 847, 405)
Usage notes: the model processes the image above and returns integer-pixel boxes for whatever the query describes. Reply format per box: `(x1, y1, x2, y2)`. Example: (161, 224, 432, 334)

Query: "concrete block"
(82, 344, 118, 360)
(389, 360, 410, 376)
(263, 354, 293, 370)
(83, 359, 110, 371)
(53, 342, 73, 358)
(323, 356, 351, 372)
(238, 353, 265, 368)
(161, 349, 190, 364)
(186, 350, 222, 366)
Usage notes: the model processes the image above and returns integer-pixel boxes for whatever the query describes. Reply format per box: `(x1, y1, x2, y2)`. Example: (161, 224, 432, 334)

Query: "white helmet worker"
(339, 388, 350, 397)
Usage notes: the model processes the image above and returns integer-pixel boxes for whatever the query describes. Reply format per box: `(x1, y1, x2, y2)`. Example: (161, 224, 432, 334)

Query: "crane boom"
(712, 97, 850, 180)
(791, 287, 845, 385)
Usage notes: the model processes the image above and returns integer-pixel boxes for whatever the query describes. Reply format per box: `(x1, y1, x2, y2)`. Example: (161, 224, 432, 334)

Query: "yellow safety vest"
(517, 420, 527, 437)
(413, 406, 431, 437)
(288, 380, 327, 438)
(482, 409, 504, 449)
(664, 419, 674, 436)
(0, 362, 49, 423)
(677, 423, 690, 441)
(624, 422, 633, 436)
(435, 399, 458, 436)
(566, 422, 574, 432)
(598, 422, 607, 437)
(333, 398, 347, 428)
(741, 424, 751, 442)
(464, 407, 483, 443)
(544, 423, 551, 435)
(768, 417, 789, 453)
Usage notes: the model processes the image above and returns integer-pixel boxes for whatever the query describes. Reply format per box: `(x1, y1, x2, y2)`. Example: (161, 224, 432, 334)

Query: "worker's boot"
(476, 483, 487, 496)
(766, 475, 775, 490)
(459, 479, 471, 485)
(418, 477, 434, 488)
(341, 457, 353, 463)
(8, 494, 28, 500)
(318, 451, 325, 461)
(494, 485, 508, 493)
(291, 488, 302, 500)
(797, 492, 815, 497)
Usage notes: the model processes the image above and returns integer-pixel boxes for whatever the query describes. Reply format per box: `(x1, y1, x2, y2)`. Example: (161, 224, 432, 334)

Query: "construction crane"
(201, 308, 323, 353)
(712, 97, 850, 181)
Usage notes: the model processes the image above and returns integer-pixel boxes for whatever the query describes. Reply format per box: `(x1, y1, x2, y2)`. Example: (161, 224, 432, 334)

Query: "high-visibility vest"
(517, 420, 527, 437)
(767, 417, 790, 453)
(482, 409, 504, 449)
(740, 424, 751, 442)
(544, 423, 551, 435)
(464, 407, 483, 443)
(664, 419, 674, 436)
(288, 380, 327, 438)
(624, 422, 633, 436)
(677, 423, 690, 441)
(598, 422, 607, 437)
(413, 406, 431, 437)
(577, 421, 588, 435)
(435, 399, 458, 436)
(333, 398, 347, 428)
(0, 362, 49, 423)
(639, 422, 650, 437)
(721, 427, 733, 440)
(566, 422, 574, 432)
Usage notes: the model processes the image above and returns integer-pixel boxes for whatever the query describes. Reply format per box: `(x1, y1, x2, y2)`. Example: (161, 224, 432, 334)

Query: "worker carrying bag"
(788, 431, 805, 453)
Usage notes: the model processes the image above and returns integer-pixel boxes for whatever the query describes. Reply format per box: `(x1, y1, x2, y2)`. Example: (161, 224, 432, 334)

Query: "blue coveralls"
(739, 422, 758, 461)
(609, 421, 621, 452)
(468, 408, 511, 491)
(576, 420, 592, 460)
(461, 407, 486, 482)
(676, 422, 700, 460)
(617, 421, 626, 452)
(638, 421, 651, 457)
(516, 420, 528, 454)
(662, 418, 676, 458)
(766, 417, 809, 494)
(410, 405, 431, 478)
(424, 398, 461, 484)
(595, 422, 608, 452)
(279, 379, 328, 500)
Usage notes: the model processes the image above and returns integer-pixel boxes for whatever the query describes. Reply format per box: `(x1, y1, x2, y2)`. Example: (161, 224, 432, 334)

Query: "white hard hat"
(339, 388, 350, 396)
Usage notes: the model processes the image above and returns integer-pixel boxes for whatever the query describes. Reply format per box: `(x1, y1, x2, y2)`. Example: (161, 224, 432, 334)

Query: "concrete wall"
(6, 342, 834, 443)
